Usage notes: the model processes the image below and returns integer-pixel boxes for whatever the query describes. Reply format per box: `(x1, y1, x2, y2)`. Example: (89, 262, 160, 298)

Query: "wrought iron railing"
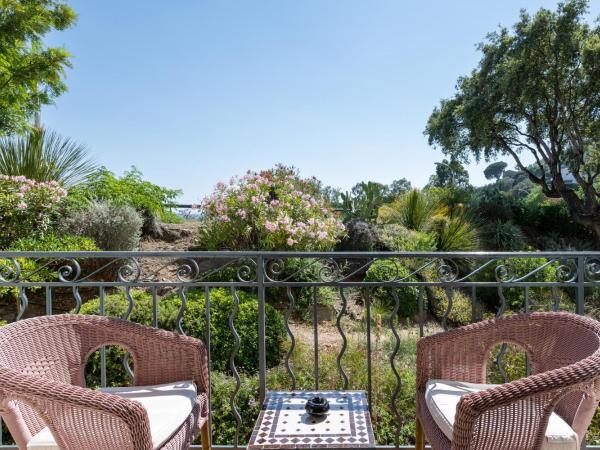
(1, 251, 600, 449)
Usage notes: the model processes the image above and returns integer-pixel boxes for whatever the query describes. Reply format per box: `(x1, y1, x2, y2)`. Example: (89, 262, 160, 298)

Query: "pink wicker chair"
(416, 312, 600, 450)
(0, 314, 210, 450)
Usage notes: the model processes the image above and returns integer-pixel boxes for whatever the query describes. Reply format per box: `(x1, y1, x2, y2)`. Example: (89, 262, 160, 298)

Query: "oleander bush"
(197, 165, 346, 251)
(62, 200, 143, 250)
(0, 174, 67, 248)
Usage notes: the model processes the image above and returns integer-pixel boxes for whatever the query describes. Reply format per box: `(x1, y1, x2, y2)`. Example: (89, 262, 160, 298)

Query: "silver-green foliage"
(64, 201, 143, 250)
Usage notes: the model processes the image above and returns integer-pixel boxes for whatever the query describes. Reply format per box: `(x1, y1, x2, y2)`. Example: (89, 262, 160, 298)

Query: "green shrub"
(364, 260, 419, 318)
(0, 235, 99, 300)
(481, 221, 525, 251)
(429, 287, 475, 326)
(472, 257, 565, 312)
(375, 224, 436, 251)
(486, 343, 527, 384)
(79, 288, 286, 381)
(63, 201, 143, 250)
(210, 372, 260, 445)
(68, 167, 182, 223)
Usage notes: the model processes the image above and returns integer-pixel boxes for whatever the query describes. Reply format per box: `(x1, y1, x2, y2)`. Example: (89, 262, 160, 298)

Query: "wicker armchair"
(0, 314, 210, 450)
(416, 312, 600, 450)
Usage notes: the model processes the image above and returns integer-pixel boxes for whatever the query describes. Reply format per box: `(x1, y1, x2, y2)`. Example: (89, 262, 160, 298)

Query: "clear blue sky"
(43, 1, 600, 202)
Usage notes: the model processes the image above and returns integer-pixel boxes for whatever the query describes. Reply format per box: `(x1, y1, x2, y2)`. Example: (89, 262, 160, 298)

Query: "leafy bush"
(486, 343, 527, 384)
(210, 372, 260, 445)
(375, 224, 436, 252)
(197, 165, 345, 250)
(472, 185, 526, 223)
(68, 167, 181, 223)
(8, 234, 99, 252)
(429, 287, 475, 326)
(472, 257, 563, 312)
(338, 219, 380, 251)
(63, 201, 143, 250)
(0, 235, 99, 300)
(364, 259, 419, 318)
(80, 288, 286, 378)
(0, 174, 67, 247)
(481, 221, 525, 251)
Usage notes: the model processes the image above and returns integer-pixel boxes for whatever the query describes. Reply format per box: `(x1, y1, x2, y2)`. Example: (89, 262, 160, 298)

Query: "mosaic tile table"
(248, 390, 376, 449)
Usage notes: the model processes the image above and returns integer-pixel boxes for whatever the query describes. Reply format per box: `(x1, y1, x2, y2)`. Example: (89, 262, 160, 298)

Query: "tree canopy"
(484, 161, 508, 181)
(425, 0, 600, 237)
(428, 158, 470, 189)
(0, 0, 76, 136)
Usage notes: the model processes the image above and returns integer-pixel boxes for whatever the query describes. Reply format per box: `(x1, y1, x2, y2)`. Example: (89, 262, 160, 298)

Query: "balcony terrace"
(0, 251, 599, 449)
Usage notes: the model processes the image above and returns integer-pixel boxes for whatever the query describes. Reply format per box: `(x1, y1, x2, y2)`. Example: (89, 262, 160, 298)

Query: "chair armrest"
(451, 359, 600, 449)
(73, 315, 209, 394)
(0, 367, 152, 450)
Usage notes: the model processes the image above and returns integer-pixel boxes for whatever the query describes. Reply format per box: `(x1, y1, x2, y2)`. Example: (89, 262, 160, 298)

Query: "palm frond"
(0, 128, 97, 186)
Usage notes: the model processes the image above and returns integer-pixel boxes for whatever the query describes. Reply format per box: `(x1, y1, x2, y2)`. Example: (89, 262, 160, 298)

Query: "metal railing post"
(577, 255, 585, 315)
(257, 255, 267, 405)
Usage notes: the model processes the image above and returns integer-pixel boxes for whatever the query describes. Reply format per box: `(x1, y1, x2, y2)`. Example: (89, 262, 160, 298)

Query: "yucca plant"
(0, 128, 97, 186)
(431, 209, 480, 252)
(378, 189, 438, 231)
(377, 189, 479, 251)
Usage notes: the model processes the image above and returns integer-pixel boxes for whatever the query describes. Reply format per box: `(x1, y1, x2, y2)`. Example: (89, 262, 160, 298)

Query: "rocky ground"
(140, 221, 199, 252)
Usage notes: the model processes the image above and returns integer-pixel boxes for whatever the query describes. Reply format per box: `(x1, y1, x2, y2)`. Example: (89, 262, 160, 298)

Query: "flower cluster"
(198, 165, 345, 250)
(0, 174, 68, 247)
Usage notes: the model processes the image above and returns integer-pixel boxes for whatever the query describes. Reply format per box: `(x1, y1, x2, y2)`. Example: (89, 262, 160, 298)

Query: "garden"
(3, 0, 600, 447)
(1, 156, 598, 444)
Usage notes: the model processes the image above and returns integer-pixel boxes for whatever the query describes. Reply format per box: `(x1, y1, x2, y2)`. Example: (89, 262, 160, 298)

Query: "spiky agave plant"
(0, 128, 97, 186)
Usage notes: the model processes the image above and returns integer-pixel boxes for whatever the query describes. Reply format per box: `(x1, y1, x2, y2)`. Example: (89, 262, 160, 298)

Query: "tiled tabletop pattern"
(248, 390, 376, 449)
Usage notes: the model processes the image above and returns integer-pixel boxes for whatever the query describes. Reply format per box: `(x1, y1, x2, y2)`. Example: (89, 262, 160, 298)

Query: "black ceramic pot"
(305, 396, 330, 416)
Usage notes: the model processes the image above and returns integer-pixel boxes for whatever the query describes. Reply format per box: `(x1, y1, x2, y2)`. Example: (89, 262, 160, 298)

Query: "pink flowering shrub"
(198, 165, 345, 250)
(0, 174, 67, 247)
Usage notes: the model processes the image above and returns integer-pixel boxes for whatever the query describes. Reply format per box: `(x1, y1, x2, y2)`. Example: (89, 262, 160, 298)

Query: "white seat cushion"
(28, 381, 197, 450)
(425, 379, 578, 450)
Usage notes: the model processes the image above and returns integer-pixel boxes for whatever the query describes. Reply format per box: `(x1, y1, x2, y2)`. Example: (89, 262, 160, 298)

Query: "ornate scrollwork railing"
(0, 251, 599, 448)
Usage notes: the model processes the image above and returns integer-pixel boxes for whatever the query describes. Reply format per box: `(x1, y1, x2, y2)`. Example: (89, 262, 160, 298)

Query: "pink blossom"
(17, 202, 27, 210)
(286, 238, 296, 246)
(251, 196, 260, 204)
(219, 215, 230, 222)
(317, 231, 328, 240)
(235, 209, 247, 219)
(265, 221, 278, 232)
